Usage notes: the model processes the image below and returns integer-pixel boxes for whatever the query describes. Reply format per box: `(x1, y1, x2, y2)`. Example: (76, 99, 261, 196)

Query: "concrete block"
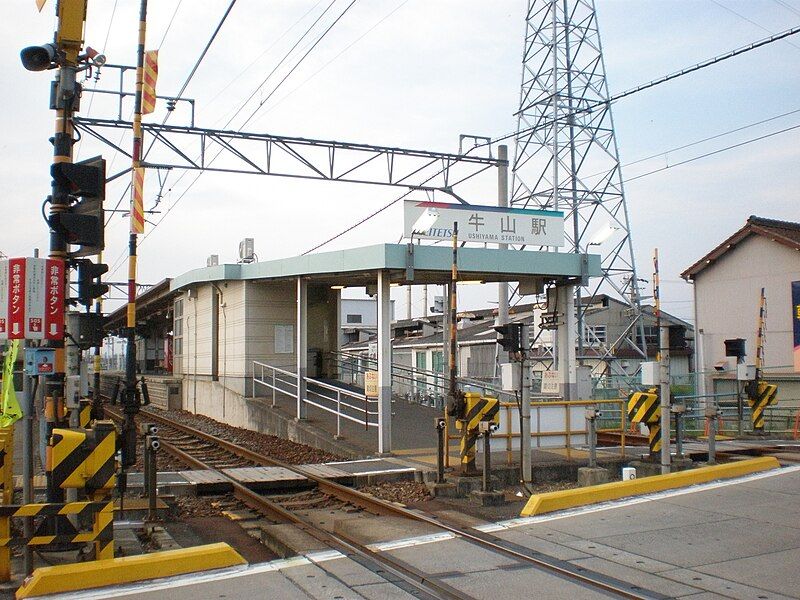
(470, 490, 506, 507)
(259, 523, 329, 558)
(113, 527, 143, 557)
(333, 515, 438, 545)
(577, 466, 610, 487)
(431, 482, 459, 498)
(671, 457, 694, 471)
(628, 460, 662, 477)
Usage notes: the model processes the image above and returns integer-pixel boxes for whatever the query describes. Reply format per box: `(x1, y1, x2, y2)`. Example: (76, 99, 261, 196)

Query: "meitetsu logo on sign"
(403, 200, 564, 247)
(0, 258, 65, 341)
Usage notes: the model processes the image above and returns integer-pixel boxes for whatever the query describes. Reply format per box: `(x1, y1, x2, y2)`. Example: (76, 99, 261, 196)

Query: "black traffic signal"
(50, 156, 106, 258)
(74, 259, 108, 307)
(494, 322, 524, 353)
(67, 312, 106, 350)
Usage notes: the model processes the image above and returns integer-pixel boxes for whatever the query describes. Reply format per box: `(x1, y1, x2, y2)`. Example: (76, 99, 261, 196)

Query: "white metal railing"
(252, 360, 378, 437)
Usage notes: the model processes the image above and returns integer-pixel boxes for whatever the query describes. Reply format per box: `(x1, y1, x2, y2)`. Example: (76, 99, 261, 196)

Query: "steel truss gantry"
(73, 117, 504, 191)
(511, 0, 647, 371)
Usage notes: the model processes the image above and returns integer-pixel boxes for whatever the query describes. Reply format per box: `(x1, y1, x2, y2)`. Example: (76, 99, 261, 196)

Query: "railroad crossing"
(2, 0, 800, 598)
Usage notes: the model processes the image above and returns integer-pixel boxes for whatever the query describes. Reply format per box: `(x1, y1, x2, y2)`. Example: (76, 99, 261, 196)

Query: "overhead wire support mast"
(121, 0, 149, 481)
(72, 118, 505, 188)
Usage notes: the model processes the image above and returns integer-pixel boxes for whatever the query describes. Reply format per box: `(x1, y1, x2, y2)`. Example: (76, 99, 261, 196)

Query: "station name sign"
(403, 201, 564, 247)
(0, 258, 65, 341)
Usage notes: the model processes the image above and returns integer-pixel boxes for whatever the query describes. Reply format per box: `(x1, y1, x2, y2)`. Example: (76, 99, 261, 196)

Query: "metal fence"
(252, 360, 377, 437)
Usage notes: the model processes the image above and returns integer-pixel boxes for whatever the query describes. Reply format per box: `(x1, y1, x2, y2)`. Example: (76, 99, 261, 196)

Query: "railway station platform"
(45, 463, 800, 599)
(254, 385, 638, 479)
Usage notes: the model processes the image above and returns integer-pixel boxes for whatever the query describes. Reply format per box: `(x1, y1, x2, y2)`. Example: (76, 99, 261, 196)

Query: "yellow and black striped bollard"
(627, 388, 660, 460)
(748, 382, 778, 433)
(456, 393, 500, 475)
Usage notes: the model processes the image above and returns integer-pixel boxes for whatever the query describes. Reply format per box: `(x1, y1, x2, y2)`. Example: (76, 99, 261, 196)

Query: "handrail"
(252, 359, 377, 436)
(330, 349, 517, 401)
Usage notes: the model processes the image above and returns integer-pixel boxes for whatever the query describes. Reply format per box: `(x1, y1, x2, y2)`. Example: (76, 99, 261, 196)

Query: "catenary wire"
(304, 26, 800, 253)
(710, 0, 800, 50)
(202, 0, 326, 114)
(624, 122, 800, 183)
(119, 0, 341, 222)
(75, 0, 119, 160)
(772, 0, 800, 17)
(104, 0, 237, 224)
(107, 1, 359, 275)
(249, 0, 410, 126)
(302, 121, 800, 255)
(581, 107, 800, 182)
(220, 0, 343, 132)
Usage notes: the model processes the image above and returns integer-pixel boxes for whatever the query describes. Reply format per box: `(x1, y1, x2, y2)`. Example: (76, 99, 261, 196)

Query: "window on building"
(415, 351, 427, 392)
(275, 324, 294, 354)
(346, 313, 362, 324)
(432, 351, 444, 373)
(582, 325, 607, 346)
(173, 299, 184, 357)
(636, 326, 659, 347)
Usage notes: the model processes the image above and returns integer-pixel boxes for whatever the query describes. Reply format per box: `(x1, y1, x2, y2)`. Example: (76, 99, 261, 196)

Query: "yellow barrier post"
(522, 457, 780, 516)
(0, 427, 13, 582)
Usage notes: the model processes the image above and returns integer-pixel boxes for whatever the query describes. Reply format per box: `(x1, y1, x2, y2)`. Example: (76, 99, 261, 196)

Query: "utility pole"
(43, 0, 86, 507)
(654, 249, 671, 474)
(496, 145, 510, 376)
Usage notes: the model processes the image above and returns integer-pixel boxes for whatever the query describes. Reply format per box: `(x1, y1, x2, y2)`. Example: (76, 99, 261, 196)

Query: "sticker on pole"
(365, 371, 379, 398)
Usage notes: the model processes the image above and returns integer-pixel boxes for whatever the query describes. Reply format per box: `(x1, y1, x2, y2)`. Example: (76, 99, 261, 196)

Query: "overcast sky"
(3, 0, 799, 323)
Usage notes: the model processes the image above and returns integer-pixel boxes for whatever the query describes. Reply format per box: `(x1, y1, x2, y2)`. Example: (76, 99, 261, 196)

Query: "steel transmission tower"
(510, 0, 647, 369)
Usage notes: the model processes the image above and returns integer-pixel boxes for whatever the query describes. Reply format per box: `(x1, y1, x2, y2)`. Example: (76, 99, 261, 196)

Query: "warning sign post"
(0, 258, 64, 341)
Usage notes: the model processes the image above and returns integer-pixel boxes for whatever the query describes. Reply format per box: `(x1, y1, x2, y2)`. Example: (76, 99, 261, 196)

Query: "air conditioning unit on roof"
(239, 238, 255, 263)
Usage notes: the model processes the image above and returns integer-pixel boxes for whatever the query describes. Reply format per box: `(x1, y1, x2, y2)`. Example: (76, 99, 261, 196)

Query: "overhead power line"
(218, 0, 341, 132)
(507, 25, 800, 135)
(203, 0, 326, 113)
(104, 0, 238, 223)
(624, 122, 800, 183)
(582, 107, 800, 182)
(238, 0, 359, 131)
(107, 1, 360, 276)
(302, 120, 800, 255)
(301, 27, 800, 254)
(250, 0, 410, 128)
(155, 0, 184, 50)
(710, 0, 800, 50)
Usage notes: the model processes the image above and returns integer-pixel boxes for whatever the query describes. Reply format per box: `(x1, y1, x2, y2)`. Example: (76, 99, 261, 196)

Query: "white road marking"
(44, 465, 800, 599)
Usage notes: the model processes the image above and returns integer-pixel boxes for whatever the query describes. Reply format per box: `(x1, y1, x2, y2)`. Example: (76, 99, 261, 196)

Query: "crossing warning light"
(74, 259, 108, 308)
(494, 322, 524, 353)
(50, 156, 106, 258)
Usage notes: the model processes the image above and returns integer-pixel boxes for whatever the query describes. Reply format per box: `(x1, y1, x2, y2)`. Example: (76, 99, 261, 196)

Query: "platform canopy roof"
(170, 243, 601, 291)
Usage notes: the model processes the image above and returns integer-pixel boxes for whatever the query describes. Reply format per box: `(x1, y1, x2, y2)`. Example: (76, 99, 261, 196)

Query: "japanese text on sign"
(403, 201, 564, 247)
(0, 258, 64, 341)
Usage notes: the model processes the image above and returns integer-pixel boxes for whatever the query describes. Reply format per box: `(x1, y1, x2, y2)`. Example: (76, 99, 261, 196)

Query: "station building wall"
(175, 279, 340, 414)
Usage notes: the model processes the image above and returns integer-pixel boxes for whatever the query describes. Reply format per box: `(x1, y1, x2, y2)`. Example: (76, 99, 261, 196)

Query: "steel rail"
(153, 439, 471, 600)
(103, 404, 469, 600)
(108, 405, 658, 599)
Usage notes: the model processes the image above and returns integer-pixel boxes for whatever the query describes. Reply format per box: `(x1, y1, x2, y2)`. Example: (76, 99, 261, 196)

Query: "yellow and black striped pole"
(748, 289, 778, 433)
(122, 0, 149, 470)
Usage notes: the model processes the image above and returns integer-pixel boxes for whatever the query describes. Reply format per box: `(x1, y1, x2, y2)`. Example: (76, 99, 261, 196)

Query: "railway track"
(103, 404, 661, 600)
